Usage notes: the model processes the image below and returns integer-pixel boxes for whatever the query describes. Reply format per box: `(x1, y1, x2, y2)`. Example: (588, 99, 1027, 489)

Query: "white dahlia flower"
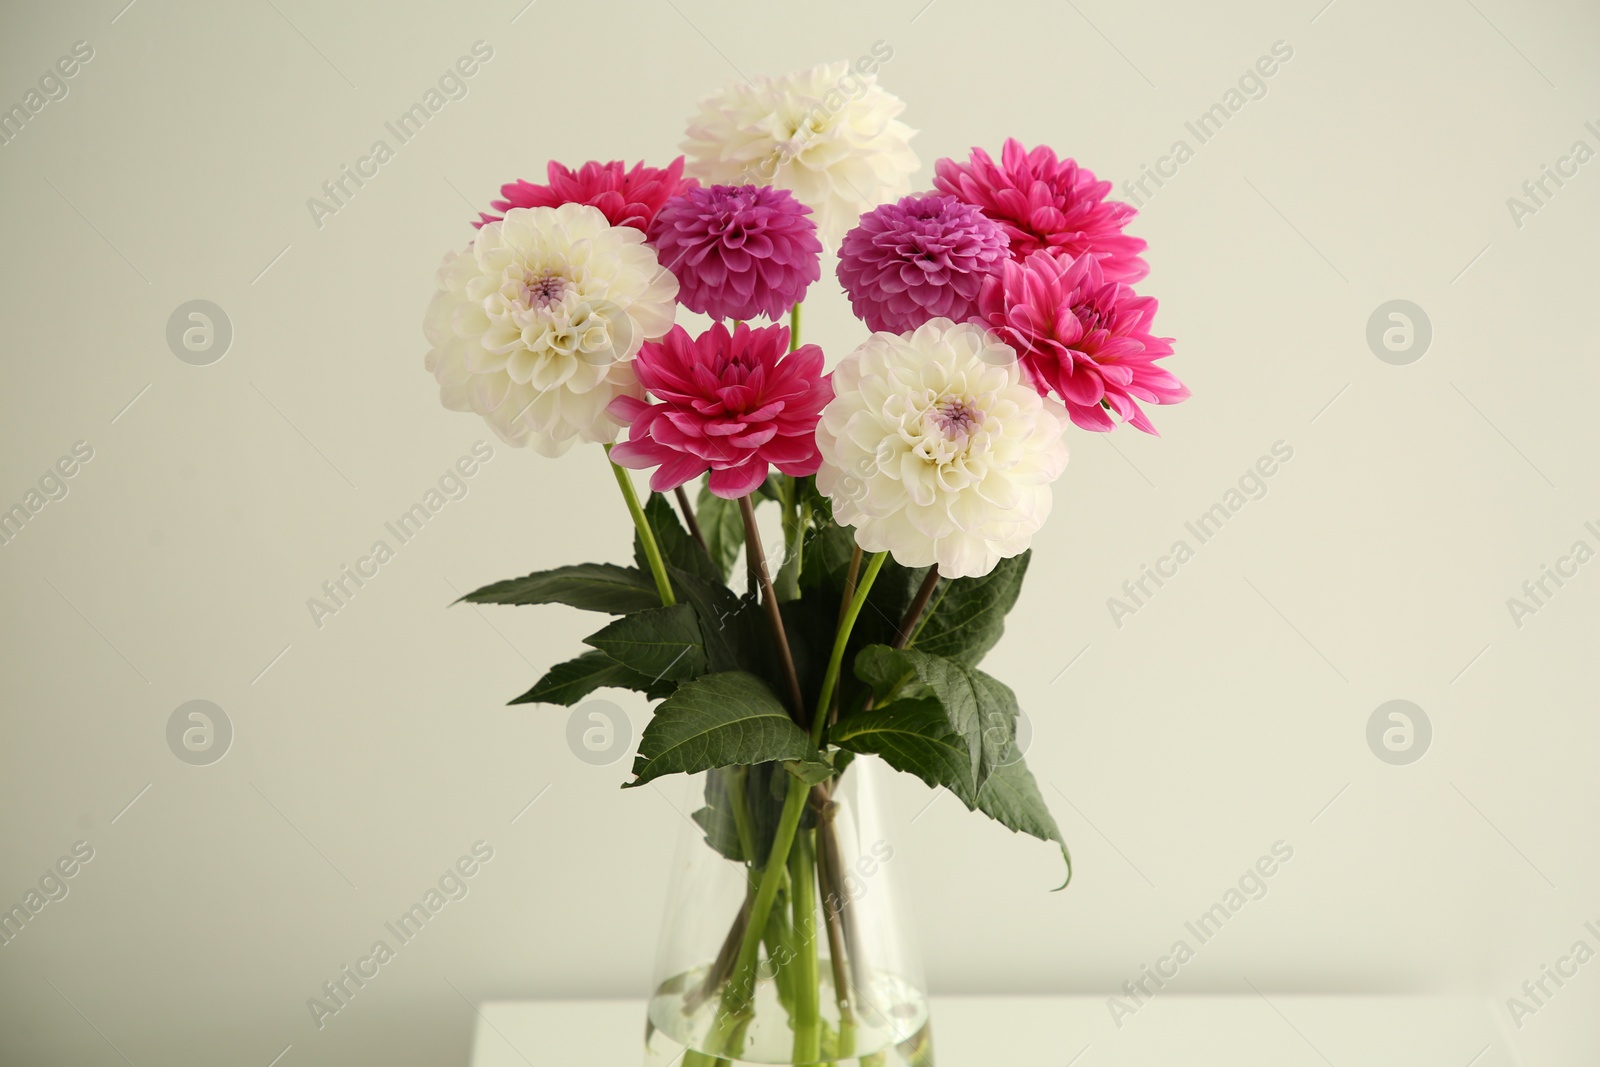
(682, 61, 919, 249)
(816, 320, 1070, 579)
(423, 203, 678, 456)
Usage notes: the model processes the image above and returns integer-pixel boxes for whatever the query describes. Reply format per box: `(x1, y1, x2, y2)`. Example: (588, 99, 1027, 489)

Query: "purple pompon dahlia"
(648, 185, 822, 322)
(975, 251, 1185, 435)
(935, 139, 1148, 284)
(835, 194, 1010, 334)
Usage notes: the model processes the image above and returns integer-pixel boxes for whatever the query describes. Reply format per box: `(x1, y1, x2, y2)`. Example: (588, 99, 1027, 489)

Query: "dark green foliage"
(627, 671, 825, 787)
(584, 604, 708, 683)
(457, 563, 661, 614)
(510, 649, 664, 706)
(457, 491, 1063, 866)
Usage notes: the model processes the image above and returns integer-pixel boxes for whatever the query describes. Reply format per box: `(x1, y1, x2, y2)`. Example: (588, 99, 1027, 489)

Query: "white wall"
(1, 0, 1595, 1064)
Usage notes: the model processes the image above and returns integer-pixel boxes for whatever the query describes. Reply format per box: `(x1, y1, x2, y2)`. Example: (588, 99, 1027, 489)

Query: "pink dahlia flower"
(836, 194, 1010, 334)
(608, 322, 830, 498)
(935, 139, 1148, 283)
(648, 185, 822, 322)
(975, 251, 1185, 435)
(474, 157, 695, 231)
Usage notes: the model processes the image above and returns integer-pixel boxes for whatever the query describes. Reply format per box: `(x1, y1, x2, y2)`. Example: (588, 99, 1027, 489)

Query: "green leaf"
(974, 751, 1072, 886)
(456, 563, 661, 614)
(636, 493, 721, 585)
(910, 551, 1030, 666)
(784, 755, 836, 785)
(509, 650, 659, 706)
(830, 697, 977, 801)
(692, 804, 743, 861)
(694, 484, 744, 582)
(853, 645, 1019, 792)
(584, 604, 707, 683)
(627, 671, 823, 787)
(692, 767, 747, 862)
(975, 751, 1064, 845)
(509, 649, 674, 705)
(668, 562, 816, 714)
(797, 520, 858, 596)
(666, 565, 760, 675)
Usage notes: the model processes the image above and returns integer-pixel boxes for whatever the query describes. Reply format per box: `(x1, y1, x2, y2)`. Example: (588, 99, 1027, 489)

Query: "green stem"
(789, 828, 822, 1063)
(763, 873, 797, 1019)
(774, 485, 804, 602)
(725, 766, 758, 873)
(681, 1051, 727, 1067)
(717, 775, 809, 1026)
(604, 444, 675, 607)
(789, 303, 802, 349)
(814, 797, 857, 1055)
(811, 551, 889, 747)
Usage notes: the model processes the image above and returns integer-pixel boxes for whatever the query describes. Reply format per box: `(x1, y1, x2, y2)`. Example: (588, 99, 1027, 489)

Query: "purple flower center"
(931, 397, 981, 440)
(522, 272, 570, 309)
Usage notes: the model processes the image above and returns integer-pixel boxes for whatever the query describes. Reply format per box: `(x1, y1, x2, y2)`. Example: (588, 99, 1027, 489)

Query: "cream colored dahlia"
(423, 203, 678, 455)
(682, 61, 919, 249)
(816, 320, 1070, 579)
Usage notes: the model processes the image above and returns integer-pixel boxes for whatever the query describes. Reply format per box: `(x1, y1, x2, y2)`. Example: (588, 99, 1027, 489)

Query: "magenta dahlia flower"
(608, 322, 830, 497)
(975, 251, 1185, 435)
(835, 194, 1010, 334)
(647, 185, 822, 322)
(935, 139, 1148, 284)
(474, 157, 695, 231)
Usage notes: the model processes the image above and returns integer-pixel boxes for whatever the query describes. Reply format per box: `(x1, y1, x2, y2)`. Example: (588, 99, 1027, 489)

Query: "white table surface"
(470, 995, 1519, 1066)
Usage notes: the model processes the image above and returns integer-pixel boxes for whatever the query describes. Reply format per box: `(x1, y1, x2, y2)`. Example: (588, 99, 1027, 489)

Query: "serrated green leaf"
(509, 650, 658, 706)
(910, 551, 1030, 666)
(974, 750, 1072, 885)
(666, 565, 759, 675)
(853, 645, 1018, 793)
(830, 697, 977, 801)
(626, 672, 823, 787)
(974, 751, 1064, 846)
(456, 563, 661, 614)
(694, 484, 745, 582)
(584, 604, 707, 683)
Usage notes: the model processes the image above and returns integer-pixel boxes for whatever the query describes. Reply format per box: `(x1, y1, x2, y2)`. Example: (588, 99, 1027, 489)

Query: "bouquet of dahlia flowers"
(424, 59, 1184, 1067)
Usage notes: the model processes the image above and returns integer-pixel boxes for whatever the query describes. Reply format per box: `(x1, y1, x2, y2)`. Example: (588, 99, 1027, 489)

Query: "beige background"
(1, 0, 1596, 1064)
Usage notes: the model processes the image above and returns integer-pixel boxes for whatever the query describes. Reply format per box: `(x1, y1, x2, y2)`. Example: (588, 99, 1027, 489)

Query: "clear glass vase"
(644, 756, 934, 1066)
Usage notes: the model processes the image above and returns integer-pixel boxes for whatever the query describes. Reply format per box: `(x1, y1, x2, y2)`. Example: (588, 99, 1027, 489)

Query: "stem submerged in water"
(814, 785, 857, 1057)
(711, 774, 810, 1046)
(789, 828, 822, 1062)
(688, 529, 898, 1064)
